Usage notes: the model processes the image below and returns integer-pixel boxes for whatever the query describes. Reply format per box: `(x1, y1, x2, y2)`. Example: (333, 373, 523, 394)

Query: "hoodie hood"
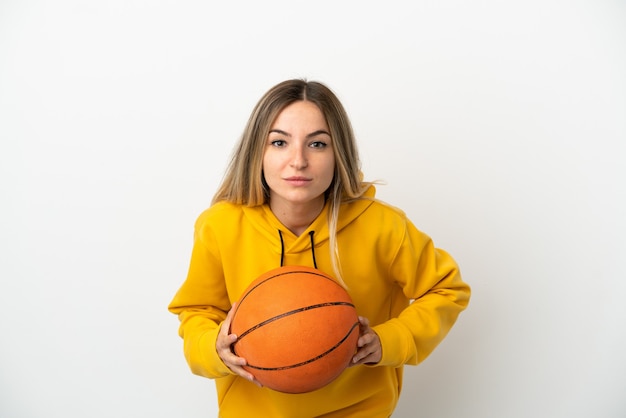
(241, 186, 377, 262)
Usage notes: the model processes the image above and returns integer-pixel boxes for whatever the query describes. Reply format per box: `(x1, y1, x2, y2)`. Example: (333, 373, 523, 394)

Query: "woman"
(168, 79, 470, 417)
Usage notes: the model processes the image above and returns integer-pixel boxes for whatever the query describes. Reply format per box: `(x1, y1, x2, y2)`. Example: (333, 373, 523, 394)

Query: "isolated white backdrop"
(1, 1, 625, 417)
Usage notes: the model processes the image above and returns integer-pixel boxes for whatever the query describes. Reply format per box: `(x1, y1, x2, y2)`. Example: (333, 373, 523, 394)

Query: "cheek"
(327, 154, 336, 173)
(322, 156, 336, 183)
(262, 153, 283, 184)
(261, 153, 274, 174)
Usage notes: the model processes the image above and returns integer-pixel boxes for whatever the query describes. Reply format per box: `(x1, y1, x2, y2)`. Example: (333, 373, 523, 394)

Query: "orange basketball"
(230, 265, 360, 393)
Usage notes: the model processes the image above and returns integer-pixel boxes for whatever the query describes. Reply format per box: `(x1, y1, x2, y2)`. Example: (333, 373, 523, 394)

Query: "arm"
(372, 219, 471, 367)
(168, 213, 241, 379)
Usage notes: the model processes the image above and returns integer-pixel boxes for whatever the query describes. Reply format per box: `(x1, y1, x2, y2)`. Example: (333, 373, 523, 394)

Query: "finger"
(357, 329, 376, 348)
(358, 316, 370, 329)
(352, 339, 372, 363)
(352, 345, 381, 365)
(242, 370, 263, 387)
(223, 302, 237, 333)
(352, 348, 373, 364)
(351, 323, 382, 365)
(225, 359, 262, 387)
(219, 336, 244, 364)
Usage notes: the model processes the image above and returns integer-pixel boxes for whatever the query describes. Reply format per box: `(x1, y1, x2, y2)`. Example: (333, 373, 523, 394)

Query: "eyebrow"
(269, 129, 331, 139)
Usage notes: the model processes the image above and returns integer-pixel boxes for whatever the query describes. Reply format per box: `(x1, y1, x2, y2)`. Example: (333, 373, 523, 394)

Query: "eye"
(270, 139, 287, 147)
(309, 141, 328, 149)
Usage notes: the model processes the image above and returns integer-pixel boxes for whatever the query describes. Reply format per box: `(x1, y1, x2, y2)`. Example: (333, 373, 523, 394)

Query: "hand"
(216, 303, 263, 387)
(351, 316, 382, 365)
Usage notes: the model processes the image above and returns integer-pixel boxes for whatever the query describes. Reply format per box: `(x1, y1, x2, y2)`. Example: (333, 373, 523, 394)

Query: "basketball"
(229, 265, 360, 393)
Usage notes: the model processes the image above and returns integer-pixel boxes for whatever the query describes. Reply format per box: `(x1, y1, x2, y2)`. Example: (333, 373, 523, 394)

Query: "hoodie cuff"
(372, 319, 418, 367)
(193, 326, 234, 378)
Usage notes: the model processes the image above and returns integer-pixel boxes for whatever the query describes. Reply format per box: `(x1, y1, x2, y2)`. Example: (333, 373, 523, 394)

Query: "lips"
(284, 176, 311, 186)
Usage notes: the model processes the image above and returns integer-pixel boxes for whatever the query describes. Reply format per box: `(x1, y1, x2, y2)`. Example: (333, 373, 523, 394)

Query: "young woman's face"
(263, 100, 335, 212)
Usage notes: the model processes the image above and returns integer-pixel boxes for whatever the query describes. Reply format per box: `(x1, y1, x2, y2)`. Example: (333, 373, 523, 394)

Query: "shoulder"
(359, 197, 410, 225)
(194, 201, 246, 231)
(369, 201, 416, 241)
(370, 198, 407, 217)
(340, 186, 415, 231)
(356, 185, 408, 219)
(338, 196, 413, 244)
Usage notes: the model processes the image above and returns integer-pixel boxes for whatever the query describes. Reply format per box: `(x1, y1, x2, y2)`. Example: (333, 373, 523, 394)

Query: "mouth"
(284, 176, 312, 186)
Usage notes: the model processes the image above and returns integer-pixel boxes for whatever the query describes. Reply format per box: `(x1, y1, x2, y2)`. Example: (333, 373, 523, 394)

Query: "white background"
(1, 1, 625, 417)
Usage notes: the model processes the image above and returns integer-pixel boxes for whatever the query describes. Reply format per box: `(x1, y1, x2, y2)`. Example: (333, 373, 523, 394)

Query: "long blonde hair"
(213, 79, 371, 280)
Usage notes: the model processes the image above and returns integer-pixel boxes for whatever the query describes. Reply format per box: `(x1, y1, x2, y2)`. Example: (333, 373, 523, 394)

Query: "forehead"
(270, 101, 328, 130)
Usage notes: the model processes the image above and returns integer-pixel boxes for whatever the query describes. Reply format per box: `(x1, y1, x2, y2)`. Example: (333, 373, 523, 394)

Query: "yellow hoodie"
(169, 186, 470, 417)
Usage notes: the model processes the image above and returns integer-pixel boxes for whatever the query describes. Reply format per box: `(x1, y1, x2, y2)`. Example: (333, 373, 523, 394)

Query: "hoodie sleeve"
(168, 211, 234, 379)
(372, 217, 471, 367)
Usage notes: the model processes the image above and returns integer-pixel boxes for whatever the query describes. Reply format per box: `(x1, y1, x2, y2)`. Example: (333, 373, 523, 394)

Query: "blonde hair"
(213, 79, 371, 281)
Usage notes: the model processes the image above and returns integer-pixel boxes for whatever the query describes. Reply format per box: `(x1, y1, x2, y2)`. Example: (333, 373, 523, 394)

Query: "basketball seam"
(233, 269, 342, 317)
(243, 321, 360, 371)
(235, 301, 356, 341)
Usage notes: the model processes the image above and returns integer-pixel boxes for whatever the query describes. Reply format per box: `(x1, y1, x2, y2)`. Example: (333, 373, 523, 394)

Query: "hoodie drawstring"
(279, 230, 285, 267)
(278, 229, 318, 269)
(308, 231, 318, 269)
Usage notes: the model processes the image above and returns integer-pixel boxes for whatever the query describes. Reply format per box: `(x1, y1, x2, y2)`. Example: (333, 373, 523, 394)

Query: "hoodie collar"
(242, 185, 377, 255)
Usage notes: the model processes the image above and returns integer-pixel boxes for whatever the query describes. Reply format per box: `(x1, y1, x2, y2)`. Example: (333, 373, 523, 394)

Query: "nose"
(289, 145, 308, 169)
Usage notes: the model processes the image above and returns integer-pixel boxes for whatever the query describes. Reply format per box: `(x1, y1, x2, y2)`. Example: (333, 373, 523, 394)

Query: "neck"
(269, 198, 325, 236)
